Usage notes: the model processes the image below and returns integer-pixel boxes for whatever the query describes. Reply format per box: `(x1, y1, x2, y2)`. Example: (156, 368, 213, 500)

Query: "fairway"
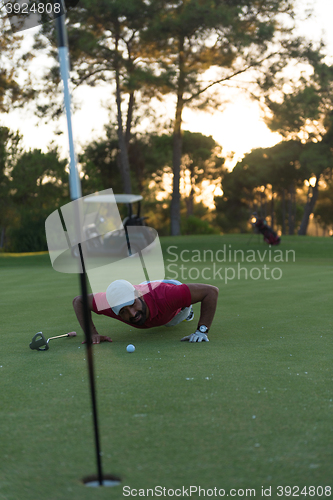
(0, 234, 332, 500)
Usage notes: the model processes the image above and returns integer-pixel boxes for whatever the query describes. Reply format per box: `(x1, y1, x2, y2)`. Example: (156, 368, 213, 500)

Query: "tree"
(79, 125, 173, 196)
(297, 140, 333, 235)
(7, 148, 68, 252)
(314, 179, 333, 234)
(79, 126, 123, 195)
(263, 141, 305, 235)
(34, 0, 160, 194)
(181, 132, 224, 217)
(0, 8, 39, 111)
(144, 0, 317, 235)
(0, 127, 23, 248)
(79, 126, 224, 235)
(215, 156, 259, 233)
(265, 55, 333, 234)
(215, 140, 306, 234)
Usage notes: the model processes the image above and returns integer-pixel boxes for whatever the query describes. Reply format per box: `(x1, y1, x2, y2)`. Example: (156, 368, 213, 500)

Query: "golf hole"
(82, 474, 121, 487)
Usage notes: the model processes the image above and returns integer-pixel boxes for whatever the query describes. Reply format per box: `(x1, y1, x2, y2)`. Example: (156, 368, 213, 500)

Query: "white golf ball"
(126, 344, 135, 353)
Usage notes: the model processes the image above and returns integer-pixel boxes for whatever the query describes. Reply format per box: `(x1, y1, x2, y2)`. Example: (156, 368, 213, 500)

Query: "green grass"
(0, 235, 333, 500)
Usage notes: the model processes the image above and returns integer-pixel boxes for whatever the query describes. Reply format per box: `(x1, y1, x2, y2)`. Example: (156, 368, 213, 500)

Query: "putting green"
(0, 235, 332, 500)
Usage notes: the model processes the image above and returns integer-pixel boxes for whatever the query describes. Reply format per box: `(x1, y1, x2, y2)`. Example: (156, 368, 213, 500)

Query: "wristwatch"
(198, 325, 209, 334)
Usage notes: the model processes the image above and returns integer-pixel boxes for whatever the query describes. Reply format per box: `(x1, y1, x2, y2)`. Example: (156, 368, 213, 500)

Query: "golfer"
(70, 279, 219, 344)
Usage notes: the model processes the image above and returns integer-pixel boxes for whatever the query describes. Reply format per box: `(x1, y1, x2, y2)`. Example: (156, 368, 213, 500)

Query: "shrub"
(181, 215, 219, 235)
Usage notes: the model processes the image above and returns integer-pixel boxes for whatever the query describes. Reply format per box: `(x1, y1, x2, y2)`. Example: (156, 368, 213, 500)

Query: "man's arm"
(181, 283, 219, 342)
(186, 283, 219, 330)
(72, 294, 112, 344)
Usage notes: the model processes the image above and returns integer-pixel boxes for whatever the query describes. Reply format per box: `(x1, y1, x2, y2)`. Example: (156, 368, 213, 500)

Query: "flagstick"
(54, 4, 104, 486)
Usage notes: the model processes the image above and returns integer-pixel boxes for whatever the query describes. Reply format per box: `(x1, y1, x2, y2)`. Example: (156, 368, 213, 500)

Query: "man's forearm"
(181, 284, 219, 342)
(197, 286, 219, 330)
(73, 296, 99, 337)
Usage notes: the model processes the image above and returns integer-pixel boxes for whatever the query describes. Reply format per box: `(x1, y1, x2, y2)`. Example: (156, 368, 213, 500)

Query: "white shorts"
(164, 305, 192, 327)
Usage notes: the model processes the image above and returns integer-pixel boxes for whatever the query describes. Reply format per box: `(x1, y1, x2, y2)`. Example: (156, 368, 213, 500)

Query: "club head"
(29, 332, 49, 351)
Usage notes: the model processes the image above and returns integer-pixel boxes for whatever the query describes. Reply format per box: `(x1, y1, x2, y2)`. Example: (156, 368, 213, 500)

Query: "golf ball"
(126, 344, 135, 353)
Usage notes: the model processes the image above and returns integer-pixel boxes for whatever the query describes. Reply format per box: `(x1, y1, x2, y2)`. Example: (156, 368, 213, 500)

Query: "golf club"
(29, 331, 77, 351)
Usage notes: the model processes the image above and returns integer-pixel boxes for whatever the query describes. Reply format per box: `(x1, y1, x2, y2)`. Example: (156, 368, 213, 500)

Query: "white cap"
(106, 280, 136, 315)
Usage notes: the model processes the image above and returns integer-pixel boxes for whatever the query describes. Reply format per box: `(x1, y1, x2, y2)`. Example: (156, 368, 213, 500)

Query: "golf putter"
(29, 332, 76, 351)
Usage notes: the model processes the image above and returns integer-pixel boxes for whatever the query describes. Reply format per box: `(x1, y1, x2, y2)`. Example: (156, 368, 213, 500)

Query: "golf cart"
(75, 193, 155, 257)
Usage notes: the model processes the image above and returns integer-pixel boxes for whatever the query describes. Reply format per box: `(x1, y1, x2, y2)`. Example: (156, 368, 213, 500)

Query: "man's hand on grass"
(82, 333, 112, 344)
(181, 330, 209, 342)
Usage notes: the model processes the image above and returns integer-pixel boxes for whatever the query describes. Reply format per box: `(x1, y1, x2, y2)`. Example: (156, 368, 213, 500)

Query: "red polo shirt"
(92, 282, 191, 329)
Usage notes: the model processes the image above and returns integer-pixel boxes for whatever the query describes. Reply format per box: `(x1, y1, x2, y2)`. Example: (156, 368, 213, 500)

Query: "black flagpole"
(54, 3, 104, 486)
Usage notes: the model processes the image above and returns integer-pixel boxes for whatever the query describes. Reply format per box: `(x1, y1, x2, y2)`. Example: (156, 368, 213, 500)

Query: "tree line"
(216, 139, 333, 236)
(0, 0, 333, 248)
(0, 125, 223, 251)
(1, 122, 332, 252)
